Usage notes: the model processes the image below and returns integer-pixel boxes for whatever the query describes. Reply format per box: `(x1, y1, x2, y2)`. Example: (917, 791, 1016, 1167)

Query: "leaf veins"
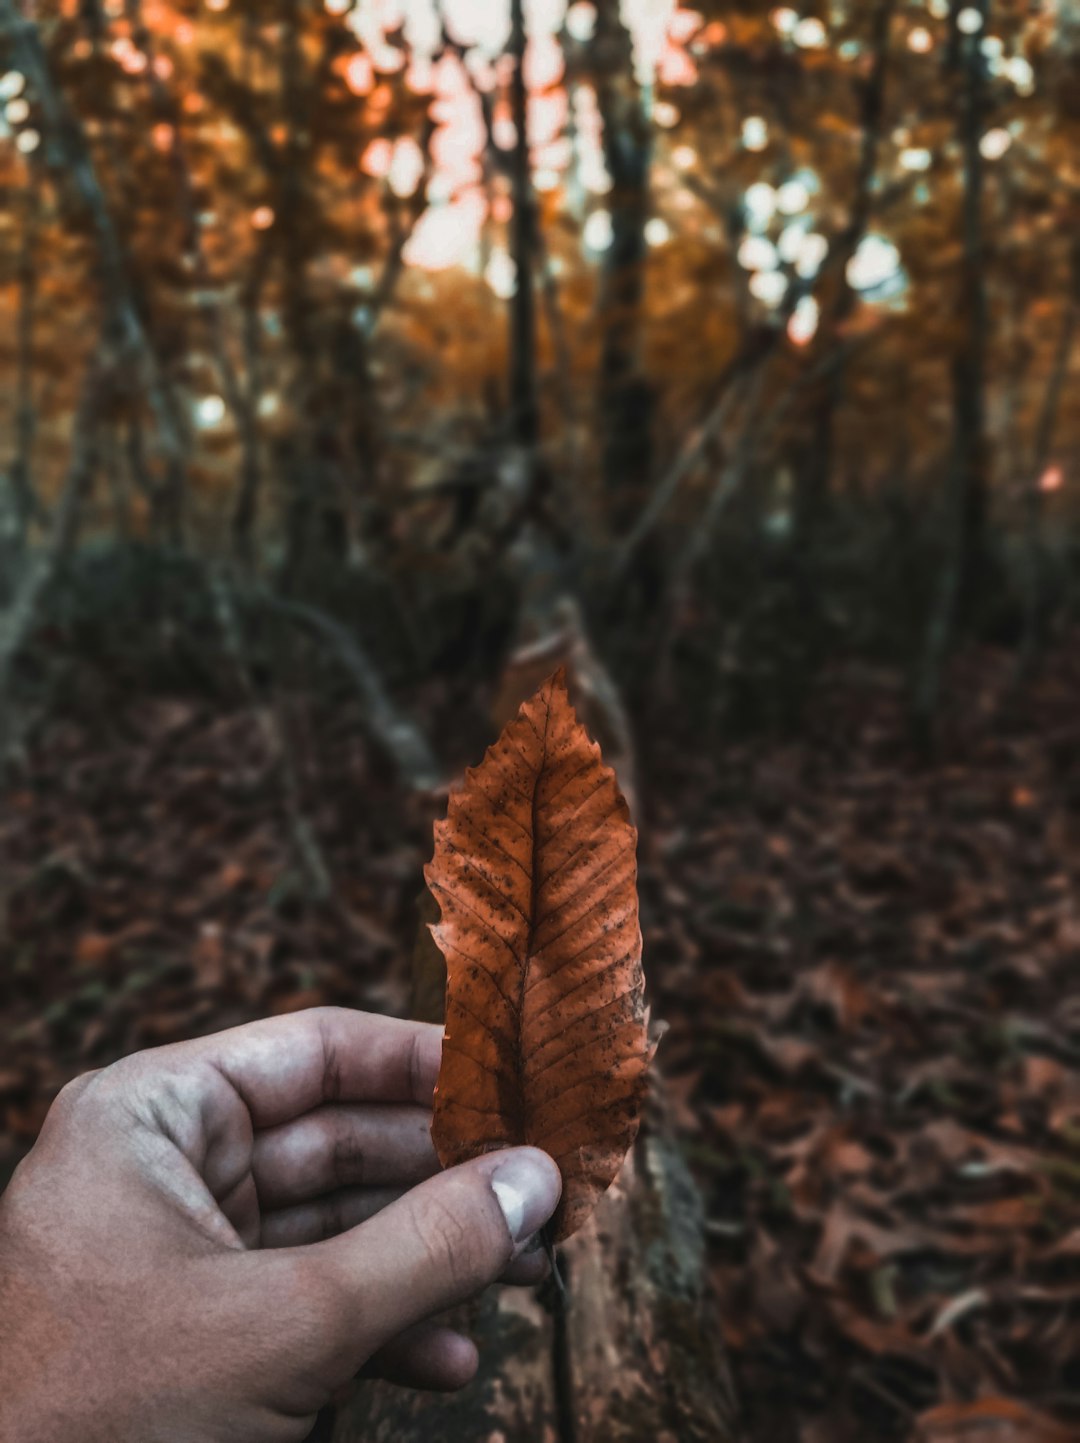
(426, 667, 649, 1240)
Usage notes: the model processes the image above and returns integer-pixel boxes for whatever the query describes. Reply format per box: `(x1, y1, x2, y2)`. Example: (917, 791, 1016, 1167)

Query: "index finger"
(180, 1008, 443, 1128)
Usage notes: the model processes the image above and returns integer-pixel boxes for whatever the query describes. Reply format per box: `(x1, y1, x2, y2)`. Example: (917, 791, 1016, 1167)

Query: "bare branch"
(8, 166, 43, 539)
(261, 594, 441, 792)
(610, 364, 747, 582)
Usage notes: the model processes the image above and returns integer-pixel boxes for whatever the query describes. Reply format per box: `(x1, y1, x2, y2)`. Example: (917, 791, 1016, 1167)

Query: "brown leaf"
(811, 1204, 929, 1283)
(73, 932, 114, 967)
(427, 668, 648, 1239)
(916, 1397, 1075, 1442)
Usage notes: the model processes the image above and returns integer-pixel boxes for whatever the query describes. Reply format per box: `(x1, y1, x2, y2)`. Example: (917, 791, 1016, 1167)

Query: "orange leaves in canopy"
(426, 669, 648, 1240)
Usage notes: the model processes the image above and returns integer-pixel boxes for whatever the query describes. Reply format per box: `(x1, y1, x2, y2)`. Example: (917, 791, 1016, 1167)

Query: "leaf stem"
(542, 1220, 566, 1298)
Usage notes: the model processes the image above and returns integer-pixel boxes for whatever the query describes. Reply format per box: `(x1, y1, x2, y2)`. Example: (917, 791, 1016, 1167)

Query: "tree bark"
(276, 0, 322, 591)
(1016, 237, 1080, 682)
(330, 1081, 739, 1443)
(593, 0, 653, 531)
(912, 0, 990, 745)
(328, 769, 738, 1441)
(508, 0, 539, 453)
(8, 164, 41, 546)
(794, 0, 896, 538)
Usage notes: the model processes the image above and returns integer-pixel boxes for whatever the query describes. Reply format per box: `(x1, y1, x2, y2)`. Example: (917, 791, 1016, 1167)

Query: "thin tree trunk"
(9, 165, 42, 545)
(277, 0, 332, 591)
(537, 228, 583, 491)
(230, 239, 272, 568)
(508, 0, 539, 452)
(795, 0, 896, 536)
(1016, 238, 1080, 682)
(951, 0, 991, 577)
(912, 0, 989, 746)
(593, 0, 653, 530)
(121, 0, 268, 568)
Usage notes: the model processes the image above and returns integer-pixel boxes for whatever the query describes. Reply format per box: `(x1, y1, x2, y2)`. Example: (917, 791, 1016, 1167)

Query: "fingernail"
(490, 1150, 560, 1244)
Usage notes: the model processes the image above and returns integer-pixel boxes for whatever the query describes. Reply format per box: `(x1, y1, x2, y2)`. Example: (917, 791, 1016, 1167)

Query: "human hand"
(0, 1008, 561, 1442)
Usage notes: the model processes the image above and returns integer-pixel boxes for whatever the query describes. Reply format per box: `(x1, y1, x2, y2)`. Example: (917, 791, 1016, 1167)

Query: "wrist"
(0, 1232, 80, 1443)
(0, 1321, 104, 1443)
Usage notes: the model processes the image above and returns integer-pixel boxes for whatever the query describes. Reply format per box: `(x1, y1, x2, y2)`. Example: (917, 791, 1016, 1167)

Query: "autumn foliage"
(426, 669, 648, 1240)
(1, 0, 1080, 1438)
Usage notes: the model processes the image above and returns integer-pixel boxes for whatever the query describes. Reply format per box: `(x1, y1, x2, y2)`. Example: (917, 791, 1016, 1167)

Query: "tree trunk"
(948, 0, 991, 578)
(794, 0, 895, 538)
(328, 719, 738, 1441)
(508, 0, 539, 453)
(912, 0, 990, 746)
(330, 1080, 739, 1443)
(9, 164, 41, 545)
(1016, 237, 1080, 683)
(593, 0, 653, 532)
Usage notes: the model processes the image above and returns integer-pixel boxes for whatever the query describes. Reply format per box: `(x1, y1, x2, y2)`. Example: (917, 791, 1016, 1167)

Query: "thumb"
(314, 1147, 561, 1355)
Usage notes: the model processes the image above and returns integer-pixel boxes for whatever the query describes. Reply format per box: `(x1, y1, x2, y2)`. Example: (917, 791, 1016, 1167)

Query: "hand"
(0, 1008, 561, 1442)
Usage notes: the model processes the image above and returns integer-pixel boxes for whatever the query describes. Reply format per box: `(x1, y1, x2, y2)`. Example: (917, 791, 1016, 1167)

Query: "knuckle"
(310, 1004, 347, 1024)
(54, 1072, 94, 1107)
(44, 1068, 102, 1126)
(310, 1005, 349, 1040)
(330, 1119, 366, 1189)
(88, 1052, 143, 1100)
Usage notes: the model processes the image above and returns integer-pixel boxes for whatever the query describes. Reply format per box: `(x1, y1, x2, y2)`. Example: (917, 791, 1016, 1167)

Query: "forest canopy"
(1, 1, 1076, 580)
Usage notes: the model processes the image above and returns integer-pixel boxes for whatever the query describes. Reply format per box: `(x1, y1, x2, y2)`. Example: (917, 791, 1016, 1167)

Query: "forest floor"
(2, 642, 1079, 1443)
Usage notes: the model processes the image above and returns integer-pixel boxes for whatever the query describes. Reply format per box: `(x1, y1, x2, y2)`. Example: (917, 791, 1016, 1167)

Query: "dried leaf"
(426, 668, 648, 1239)
(916, 1397, 1076, 1442)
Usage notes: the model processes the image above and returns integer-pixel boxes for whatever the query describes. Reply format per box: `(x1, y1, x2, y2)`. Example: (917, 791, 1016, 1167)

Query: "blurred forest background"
(2, 1, 1080, 1440)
